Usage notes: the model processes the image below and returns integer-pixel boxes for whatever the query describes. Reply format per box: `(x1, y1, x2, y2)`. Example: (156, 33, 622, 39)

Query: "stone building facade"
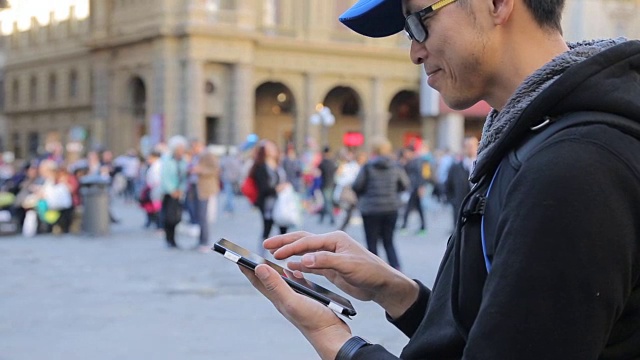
(1, 0, 639, 158)
(2, 0, 428, 158)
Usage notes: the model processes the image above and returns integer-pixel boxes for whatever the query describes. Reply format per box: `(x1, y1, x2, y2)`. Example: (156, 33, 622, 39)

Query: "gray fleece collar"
(473, 38, 627, 177)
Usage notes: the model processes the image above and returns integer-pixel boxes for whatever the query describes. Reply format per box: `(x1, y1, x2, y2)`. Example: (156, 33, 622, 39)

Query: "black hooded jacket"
(352, 40, 640, 360)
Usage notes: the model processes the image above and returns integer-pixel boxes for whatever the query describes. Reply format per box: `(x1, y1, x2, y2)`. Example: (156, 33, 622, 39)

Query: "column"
(437, 113, 465, 154)
(305, 0, 330, 41)
(367, 77, 387, 143)
(236, 0, 258, 30)
(184, 58, 205, 141)
(91, 51, 110, 149)
(301, 72, 318, 152)
(152, 38, 180, 140)
(230, 63, 254, 146)
(89, 0, 108, 39)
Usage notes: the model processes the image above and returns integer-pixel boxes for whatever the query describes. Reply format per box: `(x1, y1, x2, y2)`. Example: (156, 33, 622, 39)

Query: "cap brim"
(339, 0, 405, 38)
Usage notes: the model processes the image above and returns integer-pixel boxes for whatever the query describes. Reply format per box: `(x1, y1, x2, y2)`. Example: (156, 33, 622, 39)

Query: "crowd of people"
(0, 133, 479, 263)
(239, 135, 479, 270)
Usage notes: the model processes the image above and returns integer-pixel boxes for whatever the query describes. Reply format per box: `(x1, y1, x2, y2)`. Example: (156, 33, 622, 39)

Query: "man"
(317, 146, 337, 225)
(399, 145, 427, 235)
(191, 146, 219, 253)
(241, 0, 640, 359)
(219, 148, 242, 215)
(161, 136, 188, 249)
(445, 136, 478, 224)
(185, 138, 204, 233)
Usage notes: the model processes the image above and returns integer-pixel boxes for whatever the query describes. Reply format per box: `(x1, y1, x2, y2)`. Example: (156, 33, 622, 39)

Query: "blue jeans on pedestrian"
(197, 198, 209, 246)
(319, 187, 335, 224)
(222, 180, 235, 213)
(185, 184, 199, 224)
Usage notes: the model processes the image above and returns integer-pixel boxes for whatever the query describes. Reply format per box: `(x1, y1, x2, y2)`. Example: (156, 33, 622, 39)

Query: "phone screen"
(214, 238, 356, 316)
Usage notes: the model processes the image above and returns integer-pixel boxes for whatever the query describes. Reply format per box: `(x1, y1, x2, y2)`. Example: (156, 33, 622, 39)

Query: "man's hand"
(265, 231, 420, 319)
(240, 264, 352, 360)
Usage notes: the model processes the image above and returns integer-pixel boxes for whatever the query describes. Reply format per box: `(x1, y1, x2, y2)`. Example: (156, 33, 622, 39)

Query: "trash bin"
(80, 175, 111, 236)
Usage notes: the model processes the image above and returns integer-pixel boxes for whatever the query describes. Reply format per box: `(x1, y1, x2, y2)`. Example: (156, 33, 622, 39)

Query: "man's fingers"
(273, 232, 344, 260)
(286, 251, 349, 275)
(263, 231, 313, 251)
(287, 261, 329, 276)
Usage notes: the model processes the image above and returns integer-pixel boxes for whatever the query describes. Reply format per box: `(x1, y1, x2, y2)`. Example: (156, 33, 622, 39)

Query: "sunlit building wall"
(2, 0, 425, 158)
(1, 0, 638, 159)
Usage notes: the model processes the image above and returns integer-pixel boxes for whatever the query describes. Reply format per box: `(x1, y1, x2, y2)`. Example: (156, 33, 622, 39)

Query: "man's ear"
(490, 0, 514, 25)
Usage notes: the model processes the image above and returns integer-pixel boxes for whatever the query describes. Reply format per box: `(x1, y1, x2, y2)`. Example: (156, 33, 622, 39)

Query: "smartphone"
(213, 238, 357, 317)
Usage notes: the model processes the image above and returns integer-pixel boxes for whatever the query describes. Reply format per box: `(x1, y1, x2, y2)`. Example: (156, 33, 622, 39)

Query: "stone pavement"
(0, 195, 455, 360)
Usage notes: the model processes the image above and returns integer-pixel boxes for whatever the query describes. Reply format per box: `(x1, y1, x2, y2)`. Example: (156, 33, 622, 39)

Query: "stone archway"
(254, 81, 296, 149)
(129, 76, 147, 148)
(388, 90, 421, 149)
(321, 86, 362, 152)
(116, 76, 147, 152)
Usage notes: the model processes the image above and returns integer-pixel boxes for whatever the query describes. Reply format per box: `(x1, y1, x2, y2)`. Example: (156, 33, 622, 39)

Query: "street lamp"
(310, 105, 335, 147)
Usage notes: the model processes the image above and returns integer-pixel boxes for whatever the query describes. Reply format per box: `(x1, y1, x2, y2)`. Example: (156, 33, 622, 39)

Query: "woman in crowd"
(248, 140, 289, 255)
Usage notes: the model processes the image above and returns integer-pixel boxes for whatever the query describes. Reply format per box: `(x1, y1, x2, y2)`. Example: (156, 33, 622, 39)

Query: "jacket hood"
(471, 39, 640, 183)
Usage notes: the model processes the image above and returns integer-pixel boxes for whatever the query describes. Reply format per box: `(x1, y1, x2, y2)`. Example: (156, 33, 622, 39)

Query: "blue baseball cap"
(339, 0, 405, 38)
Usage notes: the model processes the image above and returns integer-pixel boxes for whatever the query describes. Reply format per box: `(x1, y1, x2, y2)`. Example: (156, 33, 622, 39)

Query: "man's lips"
(426, 68, 441, 76)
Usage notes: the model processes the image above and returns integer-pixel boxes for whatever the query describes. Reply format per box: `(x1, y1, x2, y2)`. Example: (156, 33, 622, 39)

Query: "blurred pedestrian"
(185, 139, 205, 232)
(445, 136, 478, 224)
(160, 136, 188, 249)
(248, 140, 289, 255)
(334, 149, 364, 232)
(282, 145, 303, 193)
(399, 145, 427, 235)
(352, 137, 409, 270)
(191, 147, 220, 252)
(219, 148, 242, 215)
(317, 146, 337, 225)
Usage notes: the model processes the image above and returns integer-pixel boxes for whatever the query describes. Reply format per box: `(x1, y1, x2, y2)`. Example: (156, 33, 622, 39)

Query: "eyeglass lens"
(406, 14, 427, 43)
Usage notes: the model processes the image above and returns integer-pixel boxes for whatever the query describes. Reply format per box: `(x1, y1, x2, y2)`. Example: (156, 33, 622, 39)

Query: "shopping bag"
(22, 210, 37, 237)
(163, 195, 183, 226)
(272, 186, 302, 228)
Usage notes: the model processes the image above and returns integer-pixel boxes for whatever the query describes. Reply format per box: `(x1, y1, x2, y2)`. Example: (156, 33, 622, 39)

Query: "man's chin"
(441, 96, 481, 112)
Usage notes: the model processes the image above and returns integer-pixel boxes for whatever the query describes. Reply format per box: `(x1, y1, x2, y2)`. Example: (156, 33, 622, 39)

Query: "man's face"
(191, 142, 204, 155)
(175, 145, 186, 158)
(404, 0, 496, 110)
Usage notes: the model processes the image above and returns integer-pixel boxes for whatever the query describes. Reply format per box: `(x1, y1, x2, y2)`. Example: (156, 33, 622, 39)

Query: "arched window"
(129, 76, 146, 119)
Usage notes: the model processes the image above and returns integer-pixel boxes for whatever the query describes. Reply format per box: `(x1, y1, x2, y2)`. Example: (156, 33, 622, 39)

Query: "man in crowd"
(240, 0, 640, 359)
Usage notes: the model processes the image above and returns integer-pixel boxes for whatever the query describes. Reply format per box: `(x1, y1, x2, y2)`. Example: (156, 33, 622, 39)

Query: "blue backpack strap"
(480, 164, 501, 273)
(480, 111, 640, 274)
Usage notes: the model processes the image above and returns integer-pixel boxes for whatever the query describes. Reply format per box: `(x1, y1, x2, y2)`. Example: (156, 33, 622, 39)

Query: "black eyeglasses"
(405, 0, 458, 43)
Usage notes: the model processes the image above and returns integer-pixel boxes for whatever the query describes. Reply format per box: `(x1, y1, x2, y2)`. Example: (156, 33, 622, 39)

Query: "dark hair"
(523, 0, 565, 34)
(249, 140, 271, 178)
(458, 0, 564, 33)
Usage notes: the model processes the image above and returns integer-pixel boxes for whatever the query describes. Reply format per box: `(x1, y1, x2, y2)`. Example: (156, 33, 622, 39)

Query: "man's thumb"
(255, 264, 281, 293)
